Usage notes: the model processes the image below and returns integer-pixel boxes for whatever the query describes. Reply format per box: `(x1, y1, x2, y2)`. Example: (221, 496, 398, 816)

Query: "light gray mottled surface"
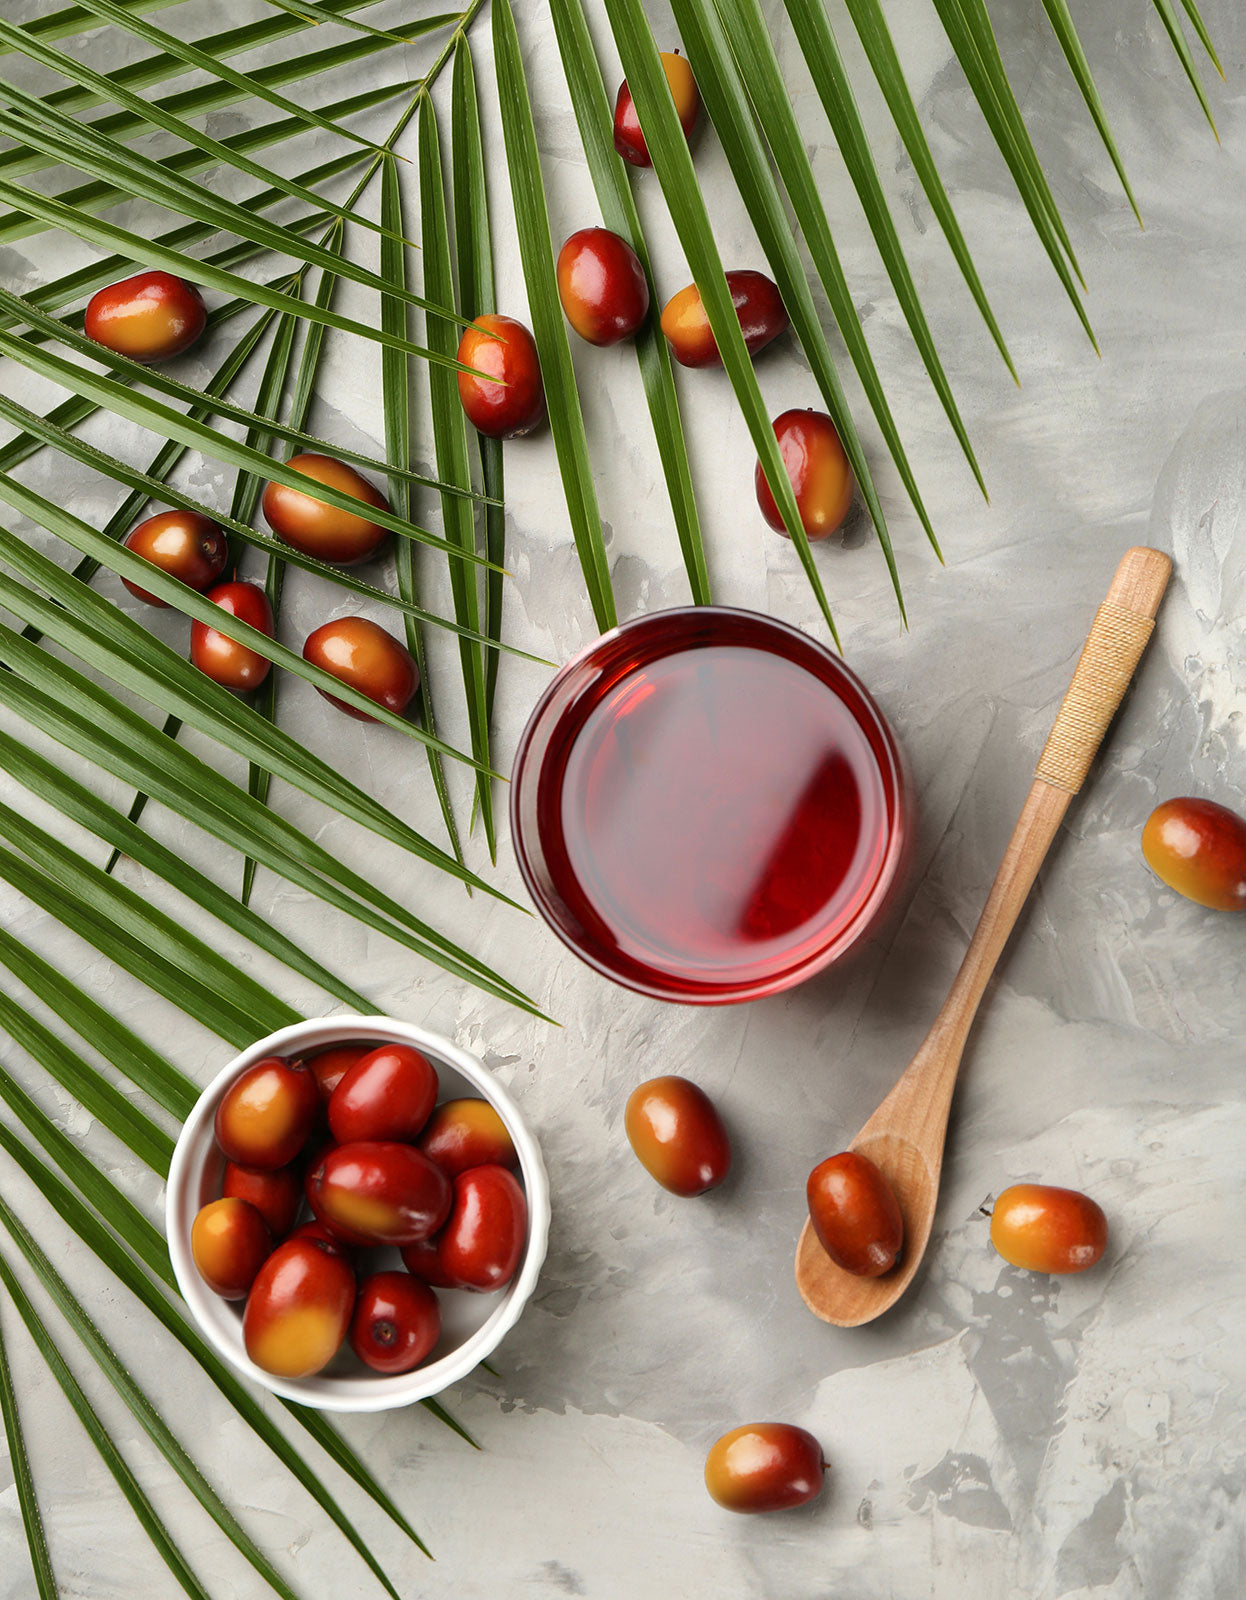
(0, 1, 1243, 1597)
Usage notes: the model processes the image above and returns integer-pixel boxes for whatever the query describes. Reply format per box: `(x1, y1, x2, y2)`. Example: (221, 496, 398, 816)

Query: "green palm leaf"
(0, 621, 540, 1010)
(0, 1248, 213, 1600)
(0, 980, 173, 1173)
(52, 0, 393, 157)
(0, 78, 412, 247)
(842, 0, 1020, 370)
(0, 475, 496, 754)
(0, 1123, 422, 1585)
(0, 0, 187, 51)
(0, 1202, 303, 1600)
(924, 0, 1097, 346)
(546, 0, 710, 605)
(0, 1303, 58, 1600)
(451, 33, 514, 735)
(418, 110, 497, 858)
(713, 0, 982, 502)
(1151, 0, 1219, 135)
(381, 153, 466, 869)
(1038, 0, 1141, 223)
(675, 0, 923, 600)
(493, 0, 617, 633)
(27, 1, 429, 132)
(0, 1073, 434, 1555)
(0, 925, 197, 1118)
(1176, 0, 1224, 76)
(601, 0, 840, 642)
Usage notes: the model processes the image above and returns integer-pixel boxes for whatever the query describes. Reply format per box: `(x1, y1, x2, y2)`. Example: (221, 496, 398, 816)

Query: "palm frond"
(0, 1301, 58, 1600)
(546, 0, 711, 605)
(494, 0, 617, 633)
(418, 109, 497, 858)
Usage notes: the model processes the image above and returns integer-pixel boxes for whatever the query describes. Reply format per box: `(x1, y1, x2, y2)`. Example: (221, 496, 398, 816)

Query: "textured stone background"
(0, 1, 1242, 1597)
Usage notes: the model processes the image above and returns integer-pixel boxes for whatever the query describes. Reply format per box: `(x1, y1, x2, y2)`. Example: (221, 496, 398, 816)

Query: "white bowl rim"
(166, 1014, 551, 1413)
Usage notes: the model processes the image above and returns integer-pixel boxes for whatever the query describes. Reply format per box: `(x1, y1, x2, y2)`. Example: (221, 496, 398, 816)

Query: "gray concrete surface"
(0, 1, 1242, 1596)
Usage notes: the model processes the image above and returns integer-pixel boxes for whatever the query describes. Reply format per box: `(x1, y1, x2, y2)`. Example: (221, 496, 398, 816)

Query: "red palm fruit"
(261, 454, 389, 565)
(302, 616, 419, 723)
(214, 1056, 319, 1169)
(190, 580, 274, 692)
(328, 1044, 439, 1145)
(612, 52, 700, 168)
(806, 1151, 903, 1278)
(755, 410, 855, 542)
(243, 1235, 355, 1378)
(121, 511, 228, 606)
(307, 1044, 370, 1107)
(704, 1424, 827, 1513)
(659, 270, 788, 368)
(307, 1141, 451, 1247)
(191, 1197, 272, 1300)
(222, 1162, 302, 1238)
(990, 1185, 1108, 1274)
(624, 1076, 731, 1196)
(84, 271, 206, 362)
(1141, 797, 1246, 911)
(556, 228, 650, 346)
(418, 1098, 518, 1178)
(437, 1165, 527, 1292)
(456, 314, 545, 438)
(350, 1271, 441, 1374)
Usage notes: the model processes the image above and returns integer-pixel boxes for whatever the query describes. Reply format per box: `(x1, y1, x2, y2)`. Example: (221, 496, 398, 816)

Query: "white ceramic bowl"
(166, 1015, 550, 1413)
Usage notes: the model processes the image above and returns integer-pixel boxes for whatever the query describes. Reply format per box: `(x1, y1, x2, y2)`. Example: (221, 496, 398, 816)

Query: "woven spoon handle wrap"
(1035, 546, 1172, 795)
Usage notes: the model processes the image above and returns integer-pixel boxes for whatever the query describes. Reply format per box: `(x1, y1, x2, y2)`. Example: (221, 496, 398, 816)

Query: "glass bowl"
(510, 607, 910, 1004)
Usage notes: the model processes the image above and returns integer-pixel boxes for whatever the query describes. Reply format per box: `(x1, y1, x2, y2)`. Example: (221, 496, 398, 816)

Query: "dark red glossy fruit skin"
(261, 454, 390, 565)
(307, 1141, 452, 1247)
(990, 1185, 1108, 1274)
(624, 1076, 731, 1197)
(612, 52, 701, 168)
(307, 1044, 370, 1107)
(328, 1044, 438, 1145)
(222, 1162, 302, 1238)
(302, 617, 419, 723)
(399, 1235, 458, 1289)
(438, 1164, 527, 1292)
(190, 580, 275, 692)
(84, 271, 206, 362)
(659, 271, 788, 368)
(1141, 797, 1246, 912)
(806, 1151, 903, 1278)
(755, 409, 855, 541)
(556, 228, 650, 346)
(456, 314, 545, 438)
(121, 511, 228, 606)
(243, 1235, 356, 1379)
(191, 1197, 272, 1300)
(290, 1218, 354, 1258)
(705, 1423, 826, 1513)
(418, 1098, 518, 1178)
(350, 1270, 441, 1374)
(214, 1056, 319, 1170)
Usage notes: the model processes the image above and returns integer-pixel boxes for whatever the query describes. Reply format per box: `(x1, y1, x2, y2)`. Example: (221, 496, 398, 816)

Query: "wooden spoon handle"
(1035, 546, 1173, 794)
(901, 546, 1172, 1085)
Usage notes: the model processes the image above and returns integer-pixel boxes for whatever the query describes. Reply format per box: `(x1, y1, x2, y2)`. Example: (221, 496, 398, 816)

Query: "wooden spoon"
(796, 546, 1172, 1327)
